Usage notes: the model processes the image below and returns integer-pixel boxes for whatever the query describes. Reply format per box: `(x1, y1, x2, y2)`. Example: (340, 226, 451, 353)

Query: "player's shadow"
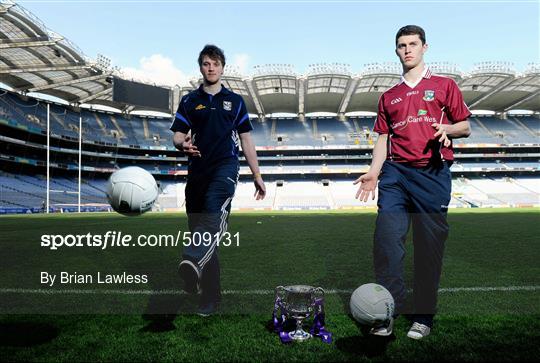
(335, 324, 395, 358)
(140, 293, 200, 333)
(139, 270, 198, 333)
(140, 311, 177, 332)
(327, 286, 396, 358)
(0, 321, 58, 347)
(422, 140, 446, 171)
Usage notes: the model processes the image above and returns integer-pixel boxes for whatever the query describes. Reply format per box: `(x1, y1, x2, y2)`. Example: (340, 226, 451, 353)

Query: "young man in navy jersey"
(170, 45, 266, 315)
(354, 25, 471, 339)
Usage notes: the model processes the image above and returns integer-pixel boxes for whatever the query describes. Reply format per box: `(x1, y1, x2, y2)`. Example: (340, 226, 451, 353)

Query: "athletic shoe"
(178, 259, 201, 294)
(197, 302, 218, 317)
(369, 317, 394, 337)
(407, 322, 431, 340)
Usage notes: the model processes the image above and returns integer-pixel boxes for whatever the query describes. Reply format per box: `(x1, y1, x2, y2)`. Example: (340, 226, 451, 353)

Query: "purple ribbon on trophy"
(272, 285, 332, 344)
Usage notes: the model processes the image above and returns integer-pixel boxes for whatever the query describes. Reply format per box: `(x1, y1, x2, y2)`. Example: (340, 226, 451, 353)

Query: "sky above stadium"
(16, 0, 540, 87)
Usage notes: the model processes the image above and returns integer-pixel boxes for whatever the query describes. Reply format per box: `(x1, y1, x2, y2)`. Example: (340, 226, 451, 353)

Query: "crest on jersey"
(423, 90, 435, 101)
(223, 101, 232, 111)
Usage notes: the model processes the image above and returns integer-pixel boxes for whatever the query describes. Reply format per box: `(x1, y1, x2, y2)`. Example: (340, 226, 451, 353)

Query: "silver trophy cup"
(275, 285, 324, 341)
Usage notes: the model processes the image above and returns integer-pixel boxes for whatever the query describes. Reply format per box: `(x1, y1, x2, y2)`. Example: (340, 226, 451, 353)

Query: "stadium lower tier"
(0, 172, 538, 214)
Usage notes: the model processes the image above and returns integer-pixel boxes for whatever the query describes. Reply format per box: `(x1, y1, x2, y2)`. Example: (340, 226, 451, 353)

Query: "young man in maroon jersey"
(354, 25, 471, 339)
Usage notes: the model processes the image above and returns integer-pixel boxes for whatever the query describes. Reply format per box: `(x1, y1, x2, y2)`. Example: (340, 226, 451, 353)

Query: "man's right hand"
(182, 135, 201, 157)
(353, 172, 378, 202)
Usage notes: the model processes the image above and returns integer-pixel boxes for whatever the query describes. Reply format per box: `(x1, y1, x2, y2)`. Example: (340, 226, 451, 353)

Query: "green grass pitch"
(0, 208, 539, 361)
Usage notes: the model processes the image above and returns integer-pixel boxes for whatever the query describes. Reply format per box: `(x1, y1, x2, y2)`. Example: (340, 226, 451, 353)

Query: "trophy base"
(289, 329, 312, 341)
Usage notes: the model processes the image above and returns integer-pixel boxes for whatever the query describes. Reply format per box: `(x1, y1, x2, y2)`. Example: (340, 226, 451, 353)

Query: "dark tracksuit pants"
(374, 160, 451, 327)
(184, 158, 239, 305)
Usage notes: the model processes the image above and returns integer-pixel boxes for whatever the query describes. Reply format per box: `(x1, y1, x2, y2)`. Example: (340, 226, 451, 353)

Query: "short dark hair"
(395, 25, 426, 45)
(198, 44, 226, 67)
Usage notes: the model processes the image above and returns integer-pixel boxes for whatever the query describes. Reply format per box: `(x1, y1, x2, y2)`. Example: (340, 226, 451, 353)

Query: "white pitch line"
(438, 286, 540, 293)
(0, 286, 539, 296)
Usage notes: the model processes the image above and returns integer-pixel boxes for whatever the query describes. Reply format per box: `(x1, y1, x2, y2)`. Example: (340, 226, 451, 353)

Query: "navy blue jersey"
(170, 85, 253, 172)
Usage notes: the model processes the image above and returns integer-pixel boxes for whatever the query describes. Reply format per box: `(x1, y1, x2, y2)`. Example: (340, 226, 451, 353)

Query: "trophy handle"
(312, 287, 325, 314)
(273, 286, 287, 334)
(313, 287, 324, 300)
(275, 285, 286, 300)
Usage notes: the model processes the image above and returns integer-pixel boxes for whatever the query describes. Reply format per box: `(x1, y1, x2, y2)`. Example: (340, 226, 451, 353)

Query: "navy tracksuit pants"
(184, 159, 239, 304)
(374, 160, 451, 327)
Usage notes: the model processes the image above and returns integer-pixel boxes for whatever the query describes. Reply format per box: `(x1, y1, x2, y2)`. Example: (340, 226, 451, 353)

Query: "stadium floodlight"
(524, 63, 540, 75)
(471, 61, 515, 75)
(224, 65, 242, 78)
(253, 64, 297, 76)
(96, 54, 111, 72)
(361, 62, 401, 76)
(307, 63, 352, 76)
(426, 62, 462, 77)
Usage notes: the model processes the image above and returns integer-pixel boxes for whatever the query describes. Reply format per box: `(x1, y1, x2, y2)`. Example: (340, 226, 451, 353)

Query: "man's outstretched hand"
(353, 172, 378, 202)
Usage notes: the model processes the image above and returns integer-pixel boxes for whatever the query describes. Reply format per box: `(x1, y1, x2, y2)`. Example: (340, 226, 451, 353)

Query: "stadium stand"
(480, 117, 530, 144)
(514, 116, 540, 137)
(273, 118, 314, 146)
(313, 118, 353, 145)
(274, 181, 332, 210)
(3, 89, 538, 150)
(0, 1, 538, 215)
(3, 172, 538, 211)
(231, 182, 276, 210)
(145, 118, 172, 145)
(329, 181, 378, 208)
(250, 118, 273, 147)
(466, 178, 539, 206)
(0, 172, 109, 209)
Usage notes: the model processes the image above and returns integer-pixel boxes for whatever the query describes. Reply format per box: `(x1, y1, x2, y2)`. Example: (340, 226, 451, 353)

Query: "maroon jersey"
(373, 68, 471, 166)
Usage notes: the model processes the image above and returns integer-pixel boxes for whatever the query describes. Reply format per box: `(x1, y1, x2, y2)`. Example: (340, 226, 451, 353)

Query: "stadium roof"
(185, 62, 539, 117)
(0, 0, 174, 113)
(0, 1, 114, 104)
(1, 1, 539, 117)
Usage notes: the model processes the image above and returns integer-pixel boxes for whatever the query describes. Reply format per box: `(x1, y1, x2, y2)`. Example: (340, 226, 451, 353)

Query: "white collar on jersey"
(400, 67, 432, 89)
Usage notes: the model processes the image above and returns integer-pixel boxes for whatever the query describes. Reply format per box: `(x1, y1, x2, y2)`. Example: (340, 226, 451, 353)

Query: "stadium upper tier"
(1, 91, 538, 150)
(0, 2, 539, 114)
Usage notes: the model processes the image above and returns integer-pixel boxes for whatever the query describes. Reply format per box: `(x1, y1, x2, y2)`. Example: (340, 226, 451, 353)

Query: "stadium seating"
(329, 180, 377, 208)
(465, 118, 502, 144)
(3, 91, 537, 149)
(313, 118, 353, 145)
(273, 118, 314, 146)
(480, 117, 528, 144)
(513, 177, 540, 193)
(145, 118, 172, 144)
(1, 91, 539, 213)
(451, 177, 540, 207)
(273, 181, 332, 210)
(1, 173, 539, 211)
(231, 182, 276, 210)
(250, 118, 273, 146)
(0, 172, 108, 209)
(514, 116, 540, 137)
(156, 182, 185, 210)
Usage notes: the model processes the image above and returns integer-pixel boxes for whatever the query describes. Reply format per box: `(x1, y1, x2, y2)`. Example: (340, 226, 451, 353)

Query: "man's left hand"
(254, 176, 266, 200)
